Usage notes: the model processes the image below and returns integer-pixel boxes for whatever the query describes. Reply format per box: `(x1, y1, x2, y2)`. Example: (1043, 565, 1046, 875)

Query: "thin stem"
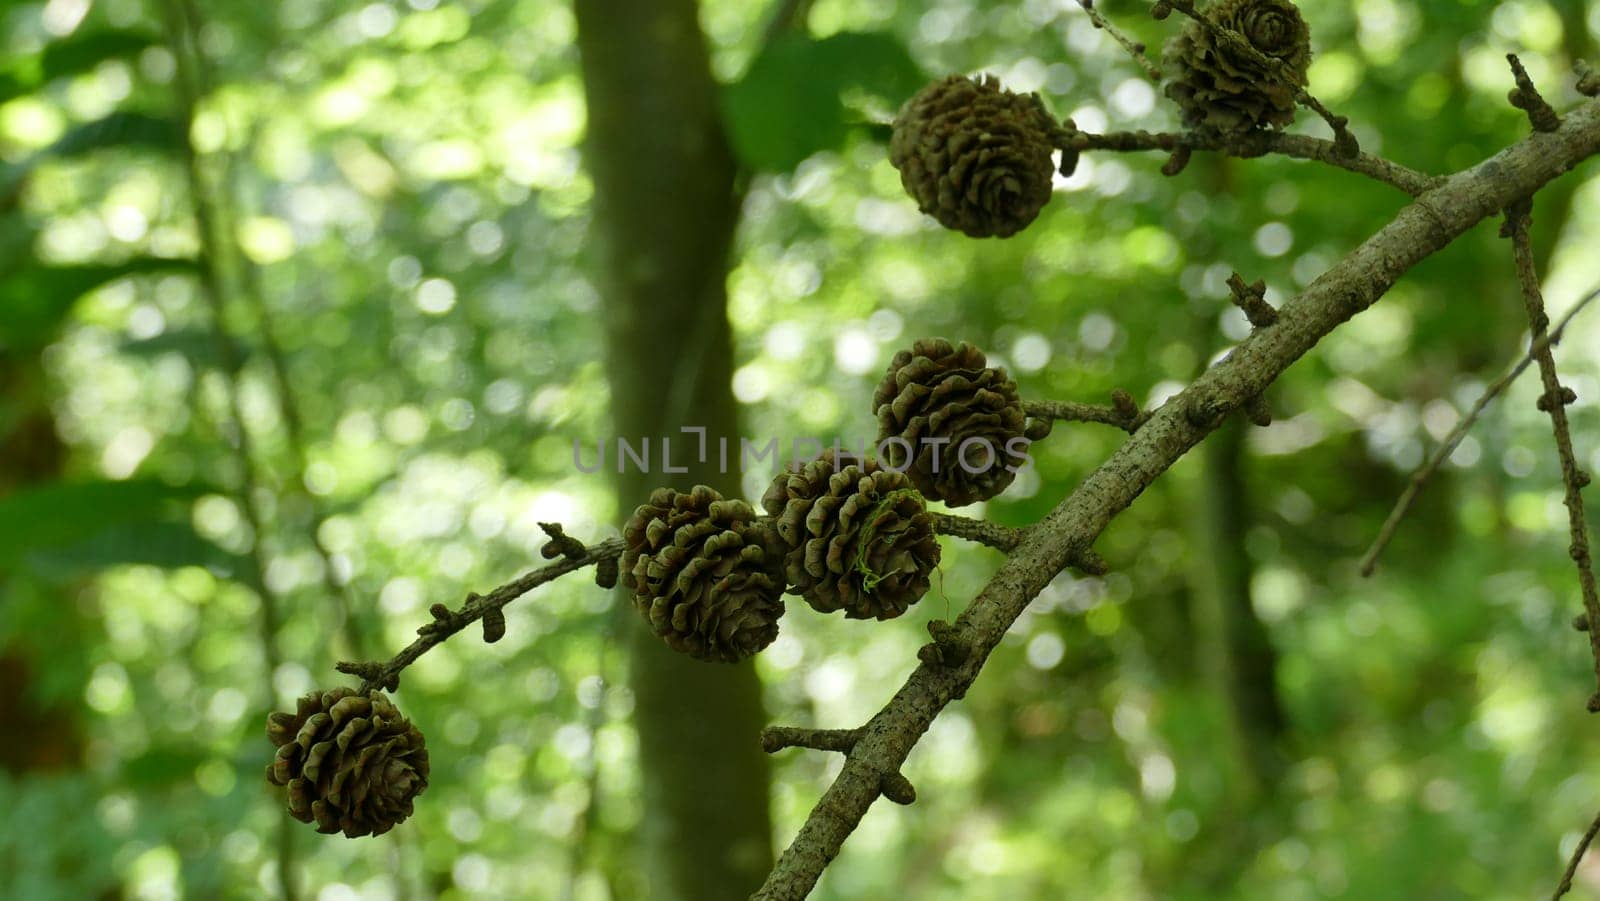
(1060, 129, 1442, 196)
(1024, 397, 1148, 433)
(1074, 0, 1162, 82)
(1359, 283, 1600, 577)
(160, 2, 296, 898)
(177, 0, 368, 659)
(1554, 806, 1600, 899)
(760, 726, 862, 754)
(931, 513, 1025, 552)
(1506, 207, 1600, 709)
(338, 536, 625, 694)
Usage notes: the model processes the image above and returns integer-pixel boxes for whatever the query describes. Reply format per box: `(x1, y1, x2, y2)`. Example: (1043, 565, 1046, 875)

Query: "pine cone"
(265, 688, 429, 838)
(622, 485, 785, 663)
(762, 451, 941, 620)
(889, 74, 1060, 239)
(1162, 0, 1313, 135)
(873, 338, 1027, 507)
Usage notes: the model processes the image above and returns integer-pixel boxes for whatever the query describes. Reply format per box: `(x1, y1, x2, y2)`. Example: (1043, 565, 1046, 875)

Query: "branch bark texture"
(755, 98, 1600, 900)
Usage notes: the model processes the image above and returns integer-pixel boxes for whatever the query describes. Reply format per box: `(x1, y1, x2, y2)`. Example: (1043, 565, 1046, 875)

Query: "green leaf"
(0, 29, 160, 104)
(722, 32, 924, 173)
(24, 519, 245, 578)
(0, 111, 183, 205)
(0, 257, 198, 352)
(0, 478, 211, 569)
(122, 745, 212, 788)
(120, 327, 245, 368)
(45, 110, 183, 159)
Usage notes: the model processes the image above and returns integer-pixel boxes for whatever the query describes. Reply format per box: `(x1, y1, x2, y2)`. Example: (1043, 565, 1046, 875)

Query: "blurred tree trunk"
(574, 3, 774, 899)
(0, 356, 82, 772)
(1191, 419, 1285, 797)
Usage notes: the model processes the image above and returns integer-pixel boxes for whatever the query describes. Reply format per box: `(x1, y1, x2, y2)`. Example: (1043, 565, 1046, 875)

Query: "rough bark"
(573, 2, 775, 898)
(755, 97, 1600, 900)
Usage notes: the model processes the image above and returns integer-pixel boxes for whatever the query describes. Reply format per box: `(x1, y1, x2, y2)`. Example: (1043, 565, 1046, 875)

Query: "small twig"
(1227, 272, 1279, 327)
(1505, 206, 1600, 710)
(931, 513, 1025, 552)
(1074, 0, 1162, 82)
(1057, 128, 1441, 196)
(1553, 806, 1600, 899)
(1578, 60, 1600, 98)
(1159, 0, 1358, 154)
(1244, 394, 1273, 427)
(1360, 283, 1600, 578)
(1025, 395, 1149, 434)
(338, 530, 626, 694)
(761, 726, 862, 754)
(759, 725, 917, 805)
(1509, 53, 1562, 133)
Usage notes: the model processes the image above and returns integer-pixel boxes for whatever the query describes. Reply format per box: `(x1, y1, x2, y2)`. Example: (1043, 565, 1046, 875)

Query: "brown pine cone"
(265, 688, 429, 838)
(873, 338, 1027, 507)
(889, 74, 1060, 238)
(621, 485, 785, 663)
(1162, 0, 1313, 135)
(762, 451, 941, 620)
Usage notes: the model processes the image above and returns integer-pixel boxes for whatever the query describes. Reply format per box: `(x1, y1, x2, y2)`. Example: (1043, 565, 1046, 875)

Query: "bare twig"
(1554, 806, 1600, 899)
(1073, 0, 1163, 81)
(1505, 205, 1600, 709)
(1509, 53, 1562, 133)
(1025, 394, 1149, 434)
(759, 725, 916, 805)
(1579, 60, 1600, 98)
(1058, 128, 1441, 196)
(754, 97, 1600, 901)
(761, 726, 862, 754)
(931, 513, 1025, 552)
(1359, 283, 1600, 578)
(337, 529, 625, 694)
(1228, 272, 1278, 328)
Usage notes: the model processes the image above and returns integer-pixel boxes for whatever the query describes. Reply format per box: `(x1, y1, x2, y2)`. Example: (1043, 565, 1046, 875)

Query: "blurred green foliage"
(3, 0, 1600, 899)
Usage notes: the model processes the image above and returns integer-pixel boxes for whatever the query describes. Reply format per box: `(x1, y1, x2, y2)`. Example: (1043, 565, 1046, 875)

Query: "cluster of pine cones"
(619, 337, 1026, 665)
(890, 0, 1313, 238)
(262, 338, 1029, 837)
(264, 0, 1319, 842)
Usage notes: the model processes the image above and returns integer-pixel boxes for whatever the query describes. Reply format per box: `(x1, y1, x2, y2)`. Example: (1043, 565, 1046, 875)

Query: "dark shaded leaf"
(0, 257, 198, 352)
(722, 32, 924, 173)
(119, 327, 245, 368)
(0, 30, 160, 104)
(24, 519, 245, 578)
(122, 746, 211, 788)
(0, 111, 182, 205)
(0, 478, 210, 568)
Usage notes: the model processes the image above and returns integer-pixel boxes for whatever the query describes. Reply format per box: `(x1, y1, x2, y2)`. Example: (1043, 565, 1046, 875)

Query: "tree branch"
(336, 527, 625, 694)
(930, 513, 1025, 553)
(1505, 204, 1600, 710)
(1359, 284, 1600, 577)
(1060, 128, 1442, 196)
(1553, 806, 1600, 899)
(1024, 392, 1148, 434)
(1073, 0, 1162, 82)
(754, 97, 1600, 901)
